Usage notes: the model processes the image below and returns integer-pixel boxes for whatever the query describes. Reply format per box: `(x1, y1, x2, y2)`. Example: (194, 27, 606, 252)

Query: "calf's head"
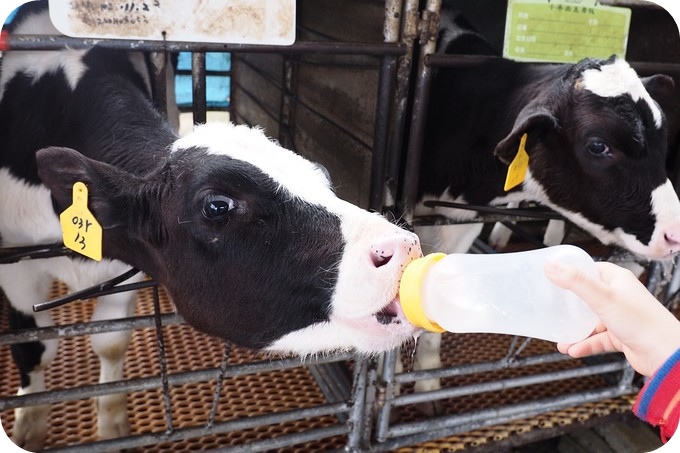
(495, 56, 680, 260)
(36, 122, 421, 355)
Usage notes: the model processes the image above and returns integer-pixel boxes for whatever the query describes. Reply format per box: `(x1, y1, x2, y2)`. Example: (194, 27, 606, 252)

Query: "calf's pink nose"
(664, 230, 680, 249)
(369, 233, 421, 268)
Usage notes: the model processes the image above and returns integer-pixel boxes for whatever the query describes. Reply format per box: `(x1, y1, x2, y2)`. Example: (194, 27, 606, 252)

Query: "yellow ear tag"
(503, 133, 530, 192)
(59, 182, 103, 261)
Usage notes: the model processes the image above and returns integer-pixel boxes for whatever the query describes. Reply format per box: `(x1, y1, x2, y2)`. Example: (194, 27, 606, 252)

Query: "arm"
(633, 349, 680, 442)
(545, 260, 680, 440)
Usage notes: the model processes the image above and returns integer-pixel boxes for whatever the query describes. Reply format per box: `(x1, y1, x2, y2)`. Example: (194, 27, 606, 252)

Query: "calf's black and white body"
(409, 15, 680, 403)
(0, 4, 421, 449)
(416, 55, 680, 258)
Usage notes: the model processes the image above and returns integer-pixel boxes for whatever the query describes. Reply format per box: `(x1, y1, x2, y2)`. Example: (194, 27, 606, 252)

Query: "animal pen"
(2, 0, 680, 451)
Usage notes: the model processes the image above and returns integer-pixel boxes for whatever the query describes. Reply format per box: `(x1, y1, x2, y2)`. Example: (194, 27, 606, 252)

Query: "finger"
(563, 332, 620, 358)
(544, 261, 612, 314)
(556, 342, 571, 354)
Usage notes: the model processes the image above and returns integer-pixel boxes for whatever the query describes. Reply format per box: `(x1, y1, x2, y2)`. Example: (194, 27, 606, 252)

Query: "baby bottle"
(399, 244, 600, 343)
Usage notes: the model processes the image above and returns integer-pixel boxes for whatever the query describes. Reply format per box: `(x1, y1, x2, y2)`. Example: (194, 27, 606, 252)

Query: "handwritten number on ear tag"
(60, 182, 103, 261)
(504, 133, 530, 192)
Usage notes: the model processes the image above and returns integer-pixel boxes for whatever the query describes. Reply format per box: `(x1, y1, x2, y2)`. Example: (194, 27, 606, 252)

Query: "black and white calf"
(409, 13, 680, 405)
(416, 56, 680, 258)
(0, 3, 421, 450)
(417, 10, 680, 257)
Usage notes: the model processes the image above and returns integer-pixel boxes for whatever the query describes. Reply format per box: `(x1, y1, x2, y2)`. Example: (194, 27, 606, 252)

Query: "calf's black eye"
(202, 194, 236, 220)
(586, 140, 612, 158)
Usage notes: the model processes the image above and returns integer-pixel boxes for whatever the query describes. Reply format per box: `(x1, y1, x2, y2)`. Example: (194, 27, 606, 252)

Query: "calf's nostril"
(665, 231, 680, 246)
(371, 250, 393, 268)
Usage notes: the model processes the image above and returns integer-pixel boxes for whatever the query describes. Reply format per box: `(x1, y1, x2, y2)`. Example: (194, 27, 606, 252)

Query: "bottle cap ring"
(400, 253, 447, 333)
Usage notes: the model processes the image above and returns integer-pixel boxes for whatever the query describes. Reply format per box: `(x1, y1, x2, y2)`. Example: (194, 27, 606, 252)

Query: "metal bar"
(153, 285, 175, 434)
(277, 53, 297, 149)
(207, 342, 232, 429)
(376, 387, 627, 449)
(410, 214, 558, 227)
(346, 359, 370, 451)
(33, 267, 142, 312)
(0, 243, 73, 263)
(150, 51, 168, 116)
(175, 69, 231, 77)
(393, 352, 622, 384)
(6, 35, 407, 56)
(384, 0, 404, 43)
(0, 313, 183, 345)
(209, 425, 351, 453)
(0, 353, 354, 410)
(43, 402, 349, 453)
(391, 361, 629, 407)
(422, 200, 564, 220)
(425, 53, 680, 75)
(374, 348, 400, 443)
(192, 51, 207, 124)
(398, 0, 441, 215)
(369, 55, 397, 211)
(385, 0, 419, 212)
(361, 357, 381, 448)
(498, 221, 549, 248)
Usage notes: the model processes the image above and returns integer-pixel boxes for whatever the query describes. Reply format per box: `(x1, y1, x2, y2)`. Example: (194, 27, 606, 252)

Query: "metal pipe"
(398, 0, 441, 215)
(278, 54, 296, 149)
(392, 361, 629, 407)
(383, 0, 404, 44)
(192, 51, 207, 124)
(208, 425, 350, 453)
(346, 359, 370, 451)
(377, 386, 626, 449)
(6, 34, 406, 56)
(393, 352, 622, 384)
(0, 353, 354, 410)
(425, 53, 680, 75)
(0, 243, 73, 263)
(153, 285, 175, 434)
(44, 403, 349, 453)
(0, 313, 184, 345)
(385, 0, 419, 212)
(368, 55, 397, 211)
(33, 267, 142, 312)
(374, 348, 400, 443)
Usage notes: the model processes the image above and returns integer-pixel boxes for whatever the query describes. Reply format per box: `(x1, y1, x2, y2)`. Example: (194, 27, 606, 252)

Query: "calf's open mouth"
(374, 298, 403, 325)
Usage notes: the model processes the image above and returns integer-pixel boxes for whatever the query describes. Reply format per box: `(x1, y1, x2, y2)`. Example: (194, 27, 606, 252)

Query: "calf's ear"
(493, 105, 559, 165)
(35, 147, 140, 231)
(37, 147, 169, 275)
(642, 74, 674, 102)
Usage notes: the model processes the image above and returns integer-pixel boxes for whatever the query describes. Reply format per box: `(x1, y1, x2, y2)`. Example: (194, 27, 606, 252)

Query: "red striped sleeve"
(634, 348, 680, 442)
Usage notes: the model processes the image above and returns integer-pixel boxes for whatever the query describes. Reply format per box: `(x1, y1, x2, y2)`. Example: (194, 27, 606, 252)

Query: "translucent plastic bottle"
(399, 245, 600, 343)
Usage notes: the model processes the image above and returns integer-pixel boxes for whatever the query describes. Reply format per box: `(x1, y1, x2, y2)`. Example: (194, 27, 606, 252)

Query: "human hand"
(544, 260, 680, 377)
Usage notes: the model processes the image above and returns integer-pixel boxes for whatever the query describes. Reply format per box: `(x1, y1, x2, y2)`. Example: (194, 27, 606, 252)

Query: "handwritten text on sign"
(503, 0, 631, 63)
(49, 0, 296, 45)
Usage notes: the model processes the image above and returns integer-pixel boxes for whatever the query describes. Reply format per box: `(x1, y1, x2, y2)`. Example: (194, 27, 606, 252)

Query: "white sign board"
(48, 0, 296, 45)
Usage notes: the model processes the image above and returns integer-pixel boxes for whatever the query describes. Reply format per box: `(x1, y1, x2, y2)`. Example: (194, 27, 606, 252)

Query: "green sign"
(503, 0, 631, 63)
